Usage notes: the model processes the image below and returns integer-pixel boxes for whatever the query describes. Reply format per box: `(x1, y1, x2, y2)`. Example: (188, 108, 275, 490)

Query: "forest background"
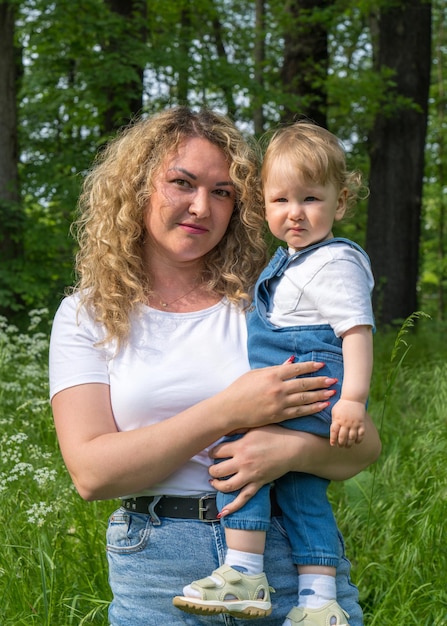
(0, 0, 445, 327)
(0, 0, 446, 624)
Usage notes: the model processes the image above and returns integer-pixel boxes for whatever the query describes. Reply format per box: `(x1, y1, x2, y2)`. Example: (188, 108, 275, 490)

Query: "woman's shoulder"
(52, 291, 105, 341)
(55, 291, 80, 313)
(54, 291, 93, 322)
(52, 292, 79, 325)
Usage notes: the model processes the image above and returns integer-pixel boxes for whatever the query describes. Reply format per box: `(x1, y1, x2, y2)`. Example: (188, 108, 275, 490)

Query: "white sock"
(182, 549, 264, 599)
(298, 573, 336, 609)
(224, 548, 264, 575)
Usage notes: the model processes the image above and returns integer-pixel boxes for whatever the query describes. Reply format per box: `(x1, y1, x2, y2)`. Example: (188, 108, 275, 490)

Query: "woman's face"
(143, 137, 236, 269)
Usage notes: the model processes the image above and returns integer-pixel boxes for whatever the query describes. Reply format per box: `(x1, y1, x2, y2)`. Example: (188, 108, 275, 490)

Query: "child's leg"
(275, 471, 340, 574)
(223, 528, 266, 575)
(224, 528, 266, 553)
(275, 473, 351, 625)
(173, 437, 273, 617)
(217, 435, 272, 574)
(297, 565, 337, 608)
(184, 480, 271, 587)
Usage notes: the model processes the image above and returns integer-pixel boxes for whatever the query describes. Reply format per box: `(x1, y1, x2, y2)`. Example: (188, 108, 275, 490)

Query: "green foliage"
(0, 198, 75, 323)
(1, 0, 445, 324)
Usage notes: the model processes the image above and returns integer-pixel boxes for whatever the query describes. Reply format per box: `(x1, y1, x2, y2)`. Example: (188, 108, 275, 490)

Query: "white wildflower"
(27, 501, 54, 527)
(33, 467, 57, 487)
(6, 462, 33, 481)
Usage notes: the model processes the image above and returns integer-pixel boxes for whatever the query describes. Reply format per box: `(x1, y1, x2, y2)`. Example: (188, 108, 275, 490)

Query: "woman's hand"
(209, 426, 292, 515)
(220, 360, 337, 433)
(209, 414, 381, 516)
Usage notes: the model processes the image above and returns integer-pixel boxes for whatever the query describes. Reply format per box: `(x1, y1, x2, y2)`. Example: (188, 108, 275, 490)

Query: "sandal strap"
(194, 565, 244, 588)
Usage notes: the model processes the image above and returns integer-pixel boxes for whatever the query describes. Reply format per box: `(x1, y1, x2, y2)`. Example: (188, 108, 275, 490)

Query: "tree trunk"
(366, 0, 431, 326)
(0, 0, 22, 296)
(433, 6, 446, 320)
(0, 0, 19, 205)
(212, 16, 237, 117)
(103, 0, 147, 133)
(177, 6, 191, 105)
(253, 0, 265, 135)
(279, 0, 331, 127)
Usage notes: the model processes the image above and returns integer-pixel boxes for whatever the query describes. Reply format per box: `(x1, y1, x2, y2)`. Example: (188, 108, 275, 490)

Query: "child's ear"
(335, 188, 348, 221)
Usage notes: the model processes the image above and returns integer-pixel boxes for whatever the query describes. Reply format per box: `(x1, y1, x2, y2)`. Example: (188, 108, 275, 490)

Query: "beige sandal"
(173, 564, 274, 618)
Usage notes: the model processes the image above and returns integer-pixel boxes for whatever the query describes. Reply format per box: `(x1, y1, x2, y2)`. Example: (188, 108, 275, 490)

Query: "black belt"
(121, 494, 219, 521)
(121, 490, 282, 522)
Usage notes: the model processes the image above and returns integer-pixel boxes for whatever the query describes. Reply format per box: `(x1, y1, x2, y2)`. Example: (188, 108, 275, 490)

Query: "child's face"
(263, 162, 347, 251)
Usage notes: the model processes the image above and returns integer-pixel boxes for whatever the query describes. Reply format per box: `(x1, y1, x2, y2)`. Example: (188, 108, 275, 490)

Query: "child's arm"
(330, 325, 373, 447)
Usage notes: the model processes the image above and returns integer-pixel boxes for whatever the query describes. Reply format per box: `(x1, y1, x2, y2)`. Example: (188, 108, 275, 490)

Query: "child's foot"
(173, 564, 273, 618)
(282, 600, 350, 625)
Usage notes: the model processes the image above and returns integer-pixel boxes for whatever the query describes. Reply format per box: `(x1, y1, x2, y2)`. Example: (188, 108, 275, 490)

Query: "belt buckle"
(124, 498, 138, 511)
(198, 495, 217, 522)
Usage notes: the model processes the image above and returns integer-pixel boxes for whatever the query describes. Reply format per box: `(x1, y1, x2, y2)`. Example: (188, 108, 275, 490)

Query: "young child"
(174, 121, 375, 626)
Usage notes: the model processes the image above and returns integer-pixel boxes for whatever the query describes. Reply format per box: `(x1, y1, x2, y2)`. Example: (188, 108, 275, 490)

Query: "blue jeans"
(217, 436, 340, 568)
(106, 504, 363, 625)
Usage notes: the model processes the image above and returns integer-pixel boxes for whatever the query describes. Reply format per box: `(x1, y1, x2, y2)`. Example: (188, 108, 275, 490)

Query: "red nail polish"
(286, 355, 295, 363)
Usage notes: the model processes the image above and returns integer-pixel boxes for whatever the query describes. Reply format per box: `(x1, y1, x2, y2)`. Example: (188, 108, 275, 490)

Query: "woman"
(49, 107, 380, 626)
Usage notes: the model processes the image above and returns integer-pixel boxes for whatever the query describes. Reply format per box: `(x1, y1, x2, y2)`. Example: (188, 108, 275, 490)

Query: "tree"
(420, 0, 447, 320)
(278, 0, 332, 126)
(0, 0, 19, 212)
(101, 0, 148, 133)
(366, 0, 432, 325)
(253, 0, 266, 134)
(0, 0, 23, 314)
(2, 0, 152, 318)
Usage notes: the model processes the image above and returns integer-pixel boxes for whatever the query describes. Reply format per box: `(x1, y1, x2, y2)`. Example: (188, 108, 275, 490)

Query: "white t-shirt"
(49, 294, 250, 497)
(268, 243, 375, 336)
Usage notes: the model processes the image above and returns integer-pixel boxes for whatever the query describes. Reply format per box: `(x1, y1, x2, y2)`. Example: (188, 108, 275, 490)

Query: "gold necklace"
(153, 279, 202, 308)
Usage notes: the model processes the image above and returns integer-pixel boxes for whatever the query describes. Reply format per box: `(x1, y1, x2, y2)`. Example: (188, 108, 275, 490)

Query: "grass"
(331, 313, 447, 623)
(1, 309, 447, 624)
(0, 311, 111, 625)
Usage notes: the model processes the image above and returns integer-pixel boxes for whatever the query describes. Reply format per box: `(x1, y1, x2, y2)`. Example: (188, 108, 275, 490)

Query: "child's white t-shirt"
(268, 243, 375, 335)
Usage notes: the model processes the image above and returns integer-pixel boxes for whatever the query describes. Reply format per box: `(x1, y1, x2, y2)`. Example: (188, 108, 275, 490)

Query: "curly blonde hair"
(261, 121, 368, 215)
(73, 106, 267, 346)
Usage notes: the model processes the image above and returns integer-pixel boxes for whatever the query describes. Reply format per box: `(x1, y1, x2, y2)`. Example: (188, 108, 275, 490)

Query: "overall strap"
(287, 237, 371, 267)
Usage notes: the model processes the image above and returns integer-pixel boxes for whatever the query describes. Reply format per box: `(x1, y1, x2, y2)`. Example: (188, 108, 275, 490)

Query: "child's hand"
(330, 399, 366, 448)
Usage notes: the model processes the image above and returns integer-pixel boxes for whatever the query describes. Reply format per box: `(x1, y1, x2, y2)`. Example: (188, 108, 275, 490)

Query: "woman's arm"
(209, 415, 381, 515)
(51, 360, 337, 501)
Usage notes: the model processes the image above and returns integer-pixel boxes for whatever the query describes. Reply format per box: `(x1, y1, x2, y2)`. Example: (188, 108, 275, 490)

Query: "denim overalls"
(217, 238, 372, 568)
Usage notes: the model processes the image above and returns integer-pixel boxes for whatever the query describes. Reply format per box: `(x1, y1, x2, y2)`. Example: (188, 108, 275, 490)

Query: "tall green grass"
(1, 310, 446, 624)
(332, 313, 447, 624)
(0, 311, 111, 625)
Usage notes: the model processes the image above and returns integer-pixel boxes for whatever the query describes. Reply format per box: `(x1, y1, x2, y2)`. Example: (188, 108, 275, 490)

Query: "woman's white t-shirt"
(49, 294, 250, 497)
